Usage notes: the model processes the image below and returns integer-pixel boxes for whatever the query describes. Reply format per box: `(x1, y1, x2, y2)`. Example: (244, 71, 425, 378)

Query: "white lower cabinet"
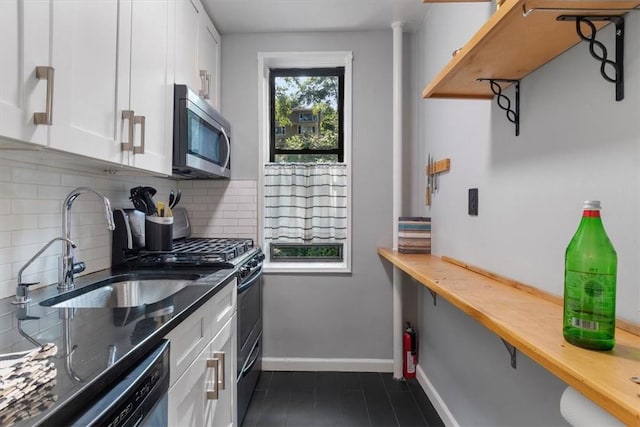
(166, 278, 237, 426)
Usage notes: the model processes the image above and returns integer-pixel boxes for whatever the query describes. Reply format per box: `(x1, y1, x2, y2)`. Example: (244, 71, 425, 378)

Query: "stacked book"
(398, 217, 431, 254)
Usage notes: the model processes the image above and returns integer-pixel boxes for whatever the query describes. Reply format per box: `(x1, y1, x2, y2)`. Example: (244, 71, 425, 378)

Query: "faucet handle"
(72, 262, 86, 275)
(13, 282, 40, 305)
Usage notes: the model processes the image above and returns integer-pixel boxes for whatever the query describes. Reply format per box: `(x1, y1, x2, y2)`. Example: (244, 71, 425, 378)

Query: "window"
(269, 68, 344, 163)
(298, 112, 318, 122)
(258, 52, 352, 273)
(297, 125, 316, 135)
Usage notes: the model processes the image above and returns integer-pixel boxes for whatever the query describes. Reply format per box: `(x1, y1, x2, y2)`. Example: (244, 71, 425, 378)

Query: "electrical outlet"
(468, 188, 478, 216)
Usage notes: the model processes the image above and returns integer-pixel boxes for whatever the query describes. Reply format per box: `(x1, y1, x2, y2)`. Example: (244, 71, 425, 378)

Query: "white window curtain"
(264, 163, 347, 244)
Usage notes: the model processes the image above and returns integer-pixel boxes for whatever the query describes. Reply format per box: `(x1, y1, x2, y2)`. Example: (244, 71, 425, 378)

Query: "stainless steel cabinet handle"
(205, 73, 211, 100)
(206, 357, 219, 400)
(133, 115, 145, 154)
(213, 351, 225, 390)
(199, 70, 208, 98)
(121, 110, 135, 152)
(34, 66, 55, 125)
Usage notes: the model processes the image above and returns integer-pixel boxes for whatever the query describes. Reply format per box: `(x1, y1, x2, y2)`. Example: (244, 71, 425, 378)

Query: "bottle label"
(565, 270, 616, 332)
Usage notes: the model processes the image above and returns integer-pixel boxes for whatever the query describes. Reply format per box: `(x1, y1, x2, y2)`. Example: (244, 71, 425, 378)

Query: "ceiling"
(201, 0, 430, 34)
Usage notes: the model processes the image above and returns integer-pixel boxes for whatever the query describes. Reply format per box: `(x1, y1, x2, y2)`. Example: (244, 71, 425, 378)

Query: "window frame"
(257, 51, 353, 274)
(269, 68, 344, 163)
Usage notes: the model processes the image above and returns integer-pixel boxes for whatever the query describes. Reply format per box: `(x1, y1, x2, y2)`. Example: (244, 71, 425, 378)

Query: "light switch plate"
(468, 188, 478, 216)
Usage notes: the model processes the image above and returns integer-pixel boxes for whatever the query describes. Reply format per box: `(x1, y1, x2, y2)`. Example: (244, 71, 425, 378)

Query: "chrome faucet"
(60, 187, 116, 290)
(14, 237, 77, 304)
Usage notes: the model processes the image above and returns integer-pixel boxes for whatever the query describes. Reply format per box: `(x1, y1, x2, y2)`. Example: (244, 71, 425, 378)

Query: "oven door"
(236, 266, 263, 425)
(237, 267, 262, 376)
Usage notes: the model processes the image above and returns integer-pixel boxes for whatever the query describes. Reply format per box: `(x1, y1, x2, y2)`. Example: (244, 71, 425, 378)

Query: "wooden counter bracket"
(501, 338, 517, 369)
(476, 79, 520, 136)
(557, 15, 624, 101)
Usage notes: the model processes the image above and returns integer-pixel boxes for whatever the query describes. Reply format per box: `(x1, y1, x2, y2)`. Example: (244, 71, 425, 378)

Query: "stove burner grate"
(129, 237, 254, 267)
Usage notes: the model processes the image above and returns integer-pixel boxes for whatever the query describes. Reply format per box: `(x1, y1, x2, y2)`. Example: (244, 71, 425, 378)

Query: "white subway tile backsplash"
(0, 232, 9, 248)
(12, 167, 61, 186)
(11, 227, 60, 247)
(60, 173, 97, 188)
(11, 199, 59, 215)
(0, 183, 38, 200)
(0, 158, 257, 300)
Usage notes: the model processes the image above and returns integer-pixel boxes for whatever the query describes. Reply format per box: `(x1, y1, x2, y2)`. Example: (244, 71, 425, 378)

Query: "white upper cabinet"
(48, 0, 122, 164)
(198, 15, 221, 109)
(118, 0, 175, 175)
(175, 0, 221, 109)
(0, 0, 50, 146)
(0, 0, 175, 176)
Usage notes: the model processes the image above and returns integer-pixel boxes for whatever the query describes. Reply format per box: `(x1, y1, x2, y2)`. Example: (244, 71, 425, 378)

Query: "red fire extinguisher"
(403, 322, 418, 379)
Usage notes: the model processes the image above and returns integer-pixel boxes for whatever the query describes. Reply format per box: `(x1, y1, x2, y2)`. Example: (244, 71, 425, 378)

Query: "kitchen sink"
(39, 273, 203, 308)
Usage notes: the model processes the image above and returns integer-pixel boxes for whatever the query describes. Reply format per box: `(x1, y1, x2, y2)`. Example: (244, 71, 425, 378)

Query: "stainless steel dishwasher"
(69, 340, 170, 427)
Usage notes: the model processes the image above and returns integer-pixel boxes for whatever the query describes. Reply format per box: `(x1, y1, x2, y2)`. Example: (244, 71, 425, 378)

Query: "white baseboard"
(416, 364, 459, 427)
(261, 357, 393, 372)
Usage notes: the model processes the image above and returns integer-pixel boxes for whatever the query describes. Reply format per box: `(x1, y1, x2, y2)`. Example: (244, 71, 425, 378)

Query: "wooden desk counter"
(378, 248, 640, 426)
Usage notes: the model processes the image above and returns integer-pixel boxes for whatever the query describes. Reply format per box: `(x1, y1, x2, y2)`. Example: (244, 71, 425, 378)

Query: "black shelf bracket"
(501, 338, 517, 369)
(428, 289, 437, 306)
(557, 15, 624, 101)
(477, 79, 520, 136)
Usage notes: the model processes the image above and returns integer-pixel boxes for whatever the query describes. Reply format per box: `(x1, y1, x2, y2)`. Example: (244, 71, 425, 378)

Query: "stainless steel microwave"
(173, 84, 231, 179)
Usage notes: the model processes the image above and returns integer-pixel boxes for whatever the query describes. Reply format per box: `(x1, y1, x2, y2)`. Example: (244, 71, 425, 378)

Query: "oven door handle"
(241, 335, 261, 378)
(237, 265, 263, 294)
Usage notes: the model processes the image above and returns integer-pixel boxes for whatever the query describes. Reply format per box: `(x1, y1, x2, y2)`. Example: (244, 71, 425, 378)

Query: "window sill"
(263, 261, 351, 275)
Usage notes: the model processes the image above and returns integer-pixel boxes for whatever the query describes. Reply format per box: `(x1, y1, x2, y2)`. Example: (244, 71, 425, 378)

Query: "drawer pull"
(206, 357, 219, 400)
(34, 66, 55, 125)
(133, 115, 146, 154)
(213, 351, 225, 390)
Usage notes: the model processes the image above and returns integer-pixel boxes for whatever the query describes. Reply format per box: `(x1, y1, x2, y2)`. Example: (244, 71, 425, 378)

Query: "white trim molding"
(256, 51, 354, 274)
(262, 357, 393, 373)
(416, 364, 460, 427)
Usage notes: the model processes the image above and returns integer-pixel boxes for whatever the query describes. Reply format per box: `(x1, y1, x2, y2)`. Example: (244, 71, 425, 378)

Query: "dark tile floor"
(242, 371, 445, 427)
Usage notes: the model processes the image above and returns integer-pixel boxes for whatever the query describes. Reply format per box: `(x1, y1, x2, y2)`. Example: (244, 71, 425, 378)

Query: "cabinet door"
(168, 340, 209, 427)
(198, 15, 221, 109)
(205, 315, 236, 427)
(48, 0, 122, 163)
(168, 315, 236, 427)
(175, 0, 201, 92)
(0, 0, 49, 146)
(125, 0, 175, 175)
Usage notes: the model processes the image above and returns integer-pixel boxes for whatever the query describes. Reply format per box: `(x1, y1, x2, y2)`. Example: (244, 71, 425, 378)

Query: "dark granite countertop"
(0, 264, 239, 426)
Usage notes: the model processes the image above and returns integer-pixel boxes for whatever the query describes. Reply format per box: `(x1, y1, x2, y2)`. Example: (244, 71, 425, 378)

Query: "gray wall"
(413, 3, 640, 426)
(221, 31, 395, 360)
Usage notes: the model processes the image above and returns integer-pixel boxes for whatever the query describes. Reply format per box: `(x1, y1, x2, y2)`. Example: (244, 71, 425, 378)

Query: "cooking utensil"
(140, 187, 157, 216)
(170, 189, 181, 209)
(168, 190, 174, 210)
(129, 187, 147, 214)
(129, 186, 157, 216)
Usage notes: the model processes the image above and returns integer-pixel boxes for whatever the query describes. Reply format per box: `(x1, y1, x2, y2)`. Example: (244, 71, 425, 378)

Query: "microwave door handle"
(221, 127, 230, 170)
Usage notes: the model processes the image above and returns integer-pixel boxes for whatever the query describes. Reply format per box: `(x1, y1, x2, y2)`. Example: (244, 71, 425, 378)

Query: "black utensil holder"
(145, 216, 173, 251)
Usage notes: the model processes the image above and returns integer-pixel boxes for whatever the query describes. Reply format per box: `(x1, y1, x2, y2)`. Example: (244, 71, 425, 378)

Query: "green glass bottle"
(563, 200, 617, 350)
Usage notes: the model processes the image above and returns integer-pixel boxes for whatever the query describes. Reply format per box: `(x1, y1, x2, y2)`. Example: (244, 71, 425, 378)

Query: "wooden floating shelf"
(378, 248, 640, 426)
(422, 0, 640, 99)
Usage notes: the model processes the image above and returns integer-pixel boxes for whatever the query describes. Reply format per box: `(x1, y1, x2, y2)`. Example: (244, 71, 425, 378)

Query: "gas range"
(111, 207, 260, 271)
(124, 237, 256, 269)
